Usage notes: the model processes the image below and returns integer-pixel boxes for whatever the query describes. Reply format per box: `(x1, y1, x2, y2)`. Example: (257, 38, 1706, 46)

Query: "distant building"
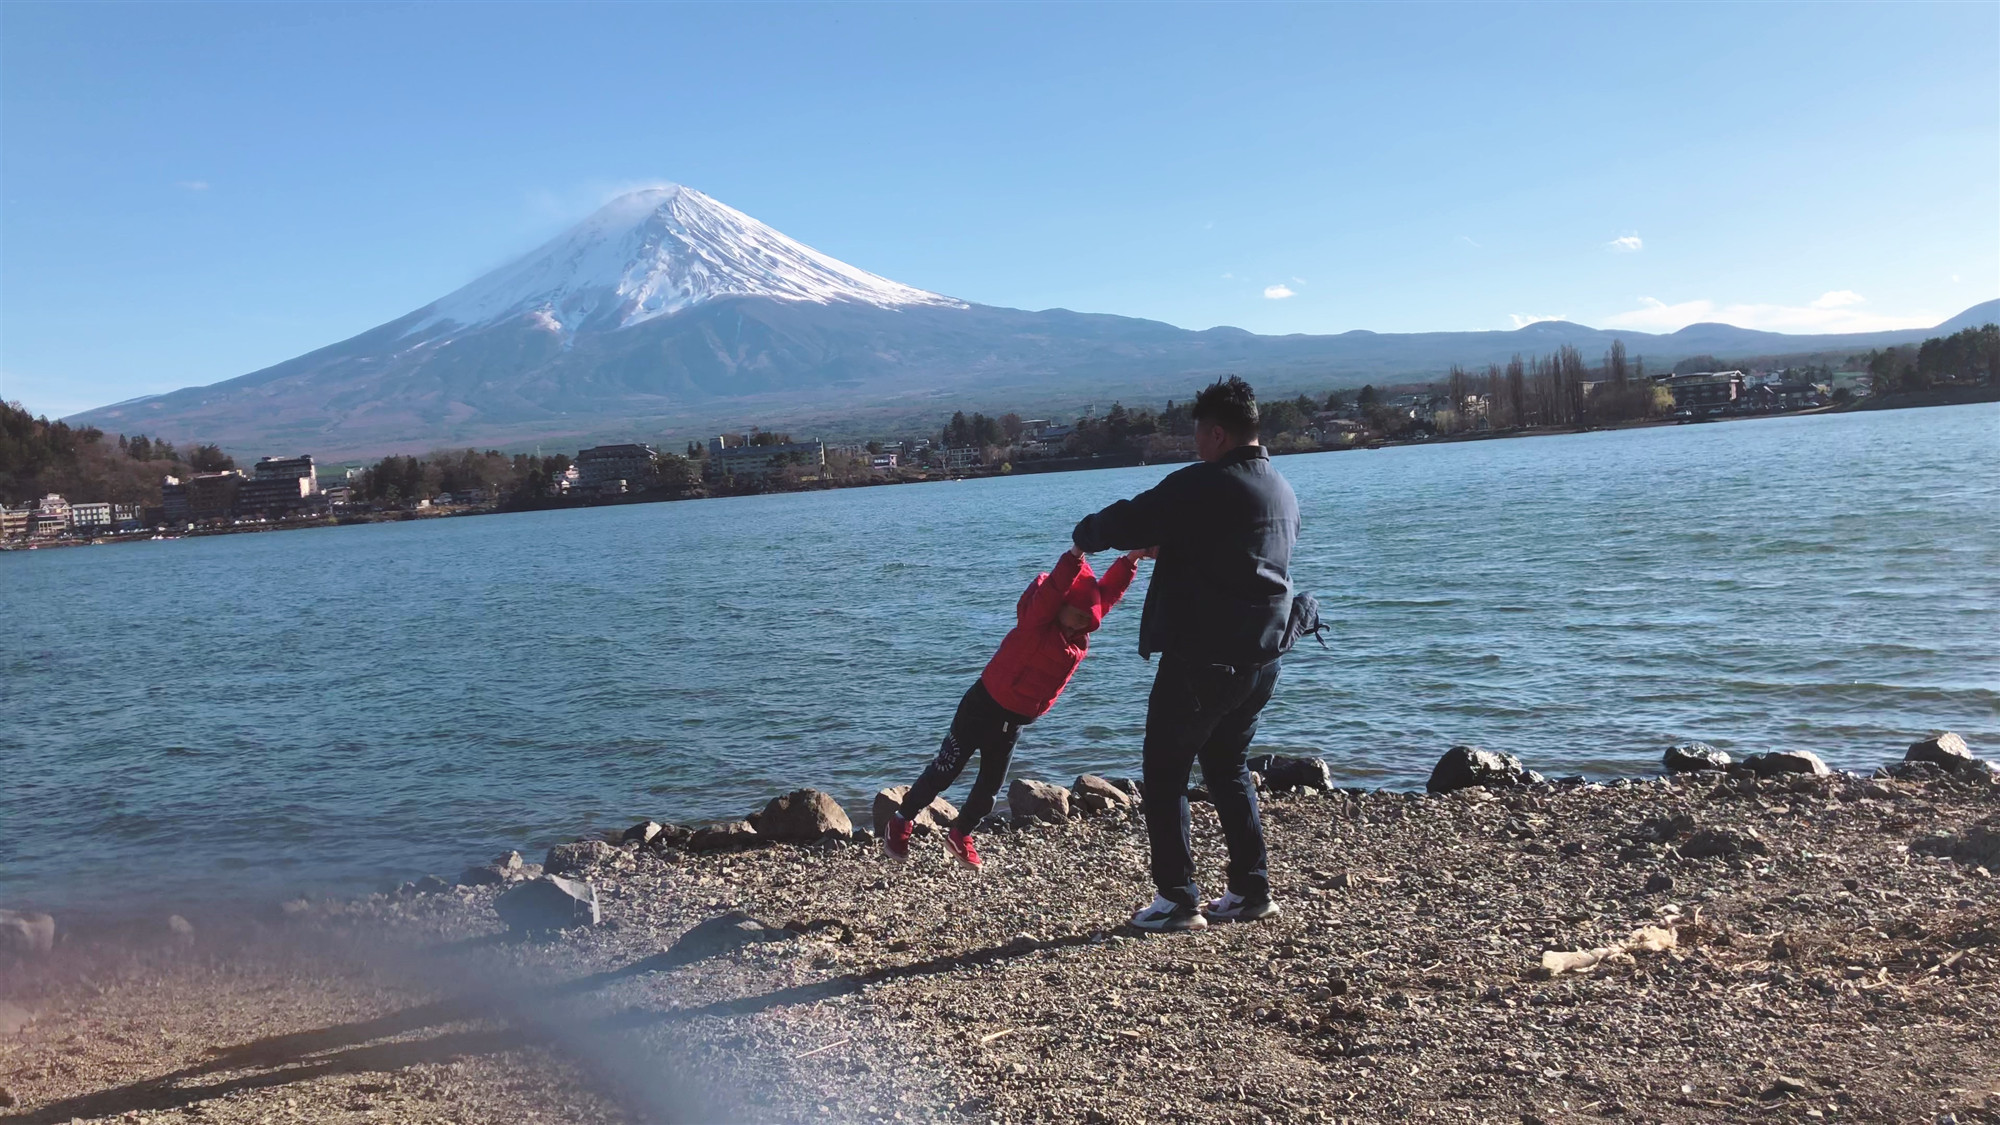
(941, 447, 982, 470)
(1749, 382, 1823, 412)
(322, 483, 354, 507)
(30, 494, 70, 539)
(161, 475, 190, 525)
(185, 471, 245, 523)
(870, 452, 900, 471)
(705, 436, 826, 482)
(69, 502, 114, 531)
(576, 443, 658, 491)
(0, 506, 30, 541)
(1658, 371, 1744, 410)
(253, 455, 319, 494)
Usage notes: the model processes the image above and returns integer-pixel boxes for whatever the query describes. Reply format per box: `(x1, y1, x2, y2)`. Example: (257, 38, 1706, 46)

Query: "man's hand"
(1066, 545, 1087, 559)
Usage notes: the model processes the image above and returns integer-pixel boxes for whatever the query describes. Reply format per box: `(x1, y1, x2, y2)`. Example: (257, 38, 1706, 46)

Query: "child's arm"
(1018, 548, 1085, 625)
(1094, 552, 1142, 610)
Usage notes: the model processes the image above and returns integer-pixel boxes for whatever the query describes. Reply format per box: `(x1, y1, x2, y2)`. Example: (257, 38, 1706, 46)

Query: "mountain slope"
(66, 188, 1992, 459)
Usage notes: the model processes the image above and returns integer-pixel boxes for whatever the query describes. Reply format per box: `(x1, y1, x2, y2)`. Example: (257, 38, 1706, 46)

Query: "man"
(1071, 376, 1300, 932)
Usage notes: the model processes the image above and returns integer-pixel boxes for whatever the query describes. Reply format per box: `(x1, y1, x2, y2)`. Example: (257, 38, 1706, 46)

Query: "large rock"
(687, 820, 761, 852)
(494, 875, 599, 931)
(1663, 742, 1731, 773)
(873, 786, 958, 835)
(1072, 774, 1136, 815)
(544, 839, 619, 875)
(0, 911, 54, 956)
(1008, 778, 1072, 824)
(750, 789, 854, 843)
(621, 820, 666, 847)
(1742, 750, 1830, 778)
(1426, 746, 1542, 794)
(1906, 732, 1976, 769)
(1912, 816, 2000, 868)
(1246, 754, 1336, 792)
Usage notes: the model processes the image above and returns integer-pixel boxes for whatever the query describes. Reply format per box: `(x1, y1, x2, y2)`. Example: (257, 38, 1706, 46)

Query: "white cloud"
(1606, 234, 1643, 253)
(1461, 235, 1482, 248)
(1603, 293, 1936, 334)
(1263, 284, 1295, 300)
(177, 180, 210, 191)
(1509, 313, 1567, 328)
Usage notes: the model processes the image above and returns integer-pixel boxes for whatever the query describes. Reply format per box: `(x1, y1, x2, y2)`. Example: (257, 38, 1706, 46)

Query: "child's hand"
(1125, 546, 1158, 562)
(1066, 545, 1087, 559)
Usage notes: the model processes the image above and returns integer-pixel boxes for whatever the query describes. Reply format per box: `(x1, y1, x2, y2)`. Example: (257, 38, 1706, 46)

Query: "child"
(883, 546, 1145, 869)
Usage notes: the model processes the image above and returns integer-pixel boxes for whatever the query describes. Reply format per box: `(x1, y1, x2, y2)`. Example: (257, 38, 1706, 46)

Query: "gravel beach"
(3, 758, 1997, 1124)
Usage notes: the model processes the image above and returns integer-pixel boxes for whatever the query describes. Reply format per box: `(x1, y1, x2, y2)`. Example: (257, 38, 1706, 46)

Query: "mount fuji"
(69, 187, 1990, 459)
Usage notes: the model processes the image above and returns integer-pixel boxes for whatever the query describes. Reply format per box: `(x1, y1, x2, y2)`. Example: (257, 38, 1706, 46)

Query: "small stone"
(1663, 742, 1731, 773)
(662, 911, 794, 964)
(0, 910, 54, 956)
(166, 915, 196, 945)
(1762, 1075, 1808, 1099)
(0, 1084, 14, 1107)
(1007, 778, 1072, 824)
(497, 850, 523, 870)
(1642, 873, 1675, 894)
(749, 789, 854, 842)
(1680, 827, 1769, 860)
(544, 839, 619, 874)
(494, 875, 599, 932)
(1245, 754, 1337, 792)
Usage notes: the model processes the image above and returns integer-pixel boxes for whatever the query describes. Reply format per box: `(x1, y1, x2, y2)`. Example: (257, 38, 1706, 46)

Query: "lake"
(4, 403, 1996, 916)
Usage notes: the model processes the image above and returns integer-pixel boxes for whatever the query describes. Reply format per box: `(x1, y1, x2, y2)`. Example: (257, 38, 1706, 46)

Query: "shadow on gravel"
(7, 930, 1095, 1124)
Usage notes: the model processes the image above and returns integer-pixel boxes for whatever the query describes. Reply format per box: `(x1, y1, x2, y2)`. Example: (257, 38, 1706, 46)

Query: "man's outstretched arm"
(1072, 478, 1180, 554)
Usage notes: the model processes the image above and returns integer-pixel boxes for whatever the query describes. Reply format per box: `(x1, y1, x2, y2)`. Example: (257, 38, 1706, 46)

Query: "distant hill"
(66, 186, 1991, 459)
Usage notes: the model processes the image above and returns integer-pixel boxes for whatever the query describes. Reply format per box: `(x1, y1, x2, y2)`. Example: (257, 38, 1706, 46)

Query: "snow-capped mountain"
(66, 186, 1987, 460)
(408, 186, 963, 339)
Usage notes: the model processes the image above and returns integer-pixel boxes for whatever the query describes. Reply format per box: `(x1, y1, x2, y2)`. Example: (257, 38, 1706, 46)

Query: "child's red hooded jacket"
(981, 551, 1138, 719)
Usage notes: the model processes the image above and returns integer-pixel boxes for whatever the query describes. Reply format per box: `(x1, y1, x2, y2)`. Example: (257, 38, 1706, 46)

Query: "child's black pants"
(899, 678, 1032, 832)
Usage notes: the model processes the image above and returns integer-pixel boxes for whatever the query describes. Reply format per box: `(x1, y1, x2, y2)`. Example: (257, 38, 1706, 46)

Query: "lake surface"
(4, 404, 1997, 916)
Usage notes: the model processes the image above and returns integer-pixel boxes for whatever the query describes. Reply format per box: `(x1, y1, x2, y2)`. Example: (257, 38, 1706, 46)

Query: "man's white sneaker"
(1204, 891, 1280, 922)
(1129, 894, 1209, 932)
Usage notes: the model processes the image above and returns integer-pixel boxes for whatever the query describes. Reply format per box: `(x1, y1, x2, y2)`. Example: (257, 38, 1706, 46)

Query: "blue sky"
(2, 1, 1994, 418)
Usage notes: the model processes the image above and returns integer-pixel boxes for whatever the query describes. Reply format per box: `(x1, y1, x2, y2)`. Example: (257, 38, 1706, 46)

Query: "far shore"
(8, 387, 1995, 557)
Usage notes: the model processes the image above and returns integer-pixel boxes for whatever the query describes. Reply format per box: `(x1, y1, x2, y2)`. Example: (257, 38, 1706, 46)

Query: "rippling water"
(4, 404, 1996, 914)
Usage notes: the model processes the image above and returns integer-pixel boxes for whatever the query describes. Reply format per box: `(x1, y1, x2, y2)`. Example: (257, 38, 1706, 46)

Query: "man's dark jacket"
(1071, 445, 1299, 668)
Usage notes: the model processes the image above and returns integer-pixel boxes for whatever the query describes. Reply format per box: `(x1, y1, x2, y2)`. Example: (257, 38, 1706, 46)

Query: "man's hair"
(1191, 375, 1259, 440)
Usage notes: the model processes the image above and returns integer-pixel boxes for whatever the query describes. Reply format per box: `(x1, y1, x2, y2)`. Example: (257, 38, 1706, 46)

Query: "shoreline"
(8, 392, 1994, 555)
(3, 739, 1996, 1122)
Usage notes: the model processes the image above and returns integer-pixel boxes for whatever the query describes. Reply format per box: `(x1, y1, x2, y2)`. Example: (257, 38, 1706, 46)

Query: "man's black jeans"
(1142, 653, 1282, 908)
(900, 679, 1032, 833)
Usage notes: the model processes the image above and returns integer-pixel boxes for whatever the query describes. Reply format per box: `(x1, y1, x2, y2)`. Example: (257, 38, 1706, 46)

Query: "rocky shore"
(3, 734, 1997, 1124)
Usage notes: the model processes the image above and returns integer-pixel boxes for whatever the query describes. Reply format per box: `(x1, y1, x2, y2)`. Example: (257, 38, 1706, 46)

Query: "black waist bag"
(1279, 591, 1328, 654)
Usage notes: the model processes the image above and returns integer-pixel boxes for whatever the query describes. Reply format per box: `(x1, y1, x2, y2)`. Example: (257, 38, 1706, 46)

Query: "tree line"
(1863, 324, 2000, 394)
(0, 400, 237, 507)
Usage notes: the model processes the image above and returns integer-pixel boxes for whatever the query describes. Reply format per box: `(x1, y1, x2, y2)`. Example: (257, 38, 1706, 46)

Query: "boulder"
(660, 911, 796, 966)
(1072, 774, 1136, 815)
(495, 875, 599, 932)
(1663, 742, 1731, 773)
(458, 863, 512, 887)
(750, 789, 854, 843)
(872, 786, 959, 835)
(687, 821, 761, 852)
(1426, 746, 1542, 794)
(1906, 732, 1976, 769)
(621, 820, 665, 847)
(1008, 778, 1072, 824)
(544, 839, 619, 874)
(1246, 754, 1337, 792)
(1742, 750, 1830, 778)
(0, 910, 54, 957)
(1679, 827, 1769, 860)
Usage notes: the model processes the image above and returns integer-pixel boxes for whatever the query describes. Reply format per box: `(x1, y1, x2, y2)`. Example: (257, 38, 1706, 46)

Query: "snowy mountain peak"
(409, 184, 963, 337)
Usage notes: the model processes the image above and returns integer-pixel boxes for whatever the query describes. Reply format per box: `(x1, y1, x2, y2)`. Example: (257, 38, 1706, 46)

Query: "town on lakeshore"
(3, 325, 1995, 548)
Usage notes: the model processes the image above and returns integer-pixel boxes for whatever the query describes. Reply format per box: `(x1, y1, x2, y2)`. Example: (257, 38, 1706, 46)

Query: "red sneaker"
(945, 828, 982, 870)
(882, 813, 915, 861)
